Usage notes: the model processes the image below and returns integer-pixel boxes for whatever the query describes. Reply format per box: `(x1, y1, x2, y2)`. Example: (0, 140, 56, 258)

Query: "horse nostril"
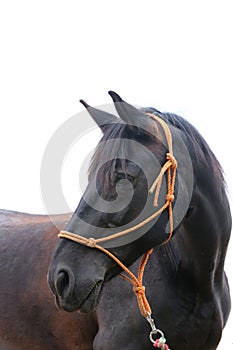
(55, 270, 73, 300)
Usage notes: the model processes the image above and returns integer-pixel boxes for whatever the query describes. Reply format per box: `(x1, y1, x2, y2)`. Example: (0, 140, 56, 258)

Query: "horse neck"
(153, 167, 231, 295)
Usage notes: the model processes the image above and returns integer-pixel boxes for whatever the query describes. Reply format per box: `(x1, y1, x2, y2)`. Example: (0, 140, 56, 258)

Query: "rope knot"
(166, 153, 177, 169)
(166, 194, 174, 202)
(86, 238, 96, 248)
(133, 285, 145, 296)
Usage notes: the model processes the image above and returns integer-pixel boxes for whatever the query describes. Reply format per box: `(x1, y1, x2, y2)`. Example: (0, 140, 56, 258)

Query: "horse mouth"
(78, 281, 103, 313)
(56, 280, 104, 313)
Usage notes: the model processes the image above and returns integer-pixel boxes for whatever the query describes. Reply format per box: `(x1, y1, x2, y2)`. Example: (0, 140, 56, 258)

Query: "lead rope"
(58, 114, 176, 349)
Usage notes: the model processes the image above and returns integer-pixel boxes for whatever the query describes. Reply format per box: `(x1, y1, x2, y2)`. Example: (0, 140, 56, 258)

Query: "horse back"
(0, 210, 97, 350)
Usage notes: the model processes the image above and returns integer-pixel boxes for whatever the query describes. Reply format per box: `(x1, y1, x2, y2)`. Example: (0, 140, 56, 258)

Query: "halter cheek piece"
(58, 114, 176, 349)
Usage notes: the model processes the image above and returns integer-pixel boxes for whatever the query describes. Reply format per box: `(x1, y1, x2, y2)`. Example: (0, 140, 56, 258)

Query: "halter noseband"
(58, 114, 177, 348)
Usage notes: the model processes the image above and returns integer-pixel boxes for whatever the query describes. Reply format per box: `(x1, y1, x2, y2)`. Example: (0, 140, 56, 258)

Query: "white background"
(0, 1, 232, 347)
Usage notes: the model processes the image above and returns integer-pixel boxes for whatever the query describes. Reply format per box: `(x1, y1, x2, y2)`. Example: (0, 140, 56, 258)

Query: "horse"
(0, 210, 98, 349)
(48, 91, 232, 350)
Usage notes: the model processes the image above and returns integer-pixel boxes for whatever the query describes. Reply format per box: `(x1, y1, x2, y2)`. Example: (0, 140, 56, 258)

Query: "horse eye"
(117, 170, 136, 181)
(106, 222, 117, 229)
(116, 175, 136, 189)
(116, 173, 127, 180)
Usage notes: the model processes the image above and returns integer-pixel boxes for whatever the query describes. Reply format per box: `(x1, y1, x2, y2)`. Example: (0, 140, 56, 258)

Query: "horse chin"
(56, 280, 103, 314)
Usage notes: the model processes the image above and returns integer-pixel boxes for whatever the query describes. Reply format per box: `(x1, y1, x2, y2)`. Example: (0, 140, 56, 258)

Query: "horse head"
(48, 92, 193, 313)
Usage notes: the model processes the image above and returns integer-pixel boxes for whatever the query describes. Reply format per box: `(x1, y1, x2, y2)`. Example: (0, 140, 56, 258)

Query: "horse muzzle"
(48, 266, 104, 313)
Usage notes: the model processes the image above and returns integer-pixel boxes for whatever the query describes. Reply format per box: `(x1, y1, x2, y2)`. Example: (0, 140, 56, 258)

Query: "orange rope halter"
(58, 113, 177, 321)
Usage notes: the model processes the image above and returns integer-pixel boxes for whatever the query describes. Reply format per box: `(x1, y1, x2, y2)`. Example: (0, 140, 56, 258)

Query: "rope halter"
(58, 114, 177, 348)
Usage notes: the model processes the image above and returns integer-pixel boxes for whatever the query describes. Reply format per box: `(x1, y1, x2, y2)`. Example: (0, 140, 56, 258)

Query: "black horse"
(48, 92, 231, 349)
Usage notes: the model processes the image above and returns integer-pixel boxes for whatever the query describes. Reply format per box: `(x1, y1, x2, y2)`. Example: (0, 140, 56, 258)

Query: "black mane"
(89, 107, 224, 189)
(88, 123, 141, 190)
(143, 107, 224, 184)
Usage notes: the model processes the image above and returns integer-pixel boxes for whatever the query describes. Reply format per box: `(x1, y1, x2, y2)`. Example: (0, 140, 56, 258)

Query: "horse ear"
(108, 91, 155, 133)
(80, 99, 119, 133)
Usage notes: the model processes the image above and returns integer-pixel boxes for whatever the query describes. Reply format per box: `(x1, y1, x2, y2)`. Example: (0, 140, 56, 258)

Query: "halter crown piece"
(59, 114, 176, 349)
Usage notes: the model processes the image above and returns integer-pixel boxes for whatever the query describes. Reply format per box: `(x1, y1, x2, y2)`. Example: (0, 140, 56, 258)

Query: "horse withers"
(48, 92, 231, 349)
